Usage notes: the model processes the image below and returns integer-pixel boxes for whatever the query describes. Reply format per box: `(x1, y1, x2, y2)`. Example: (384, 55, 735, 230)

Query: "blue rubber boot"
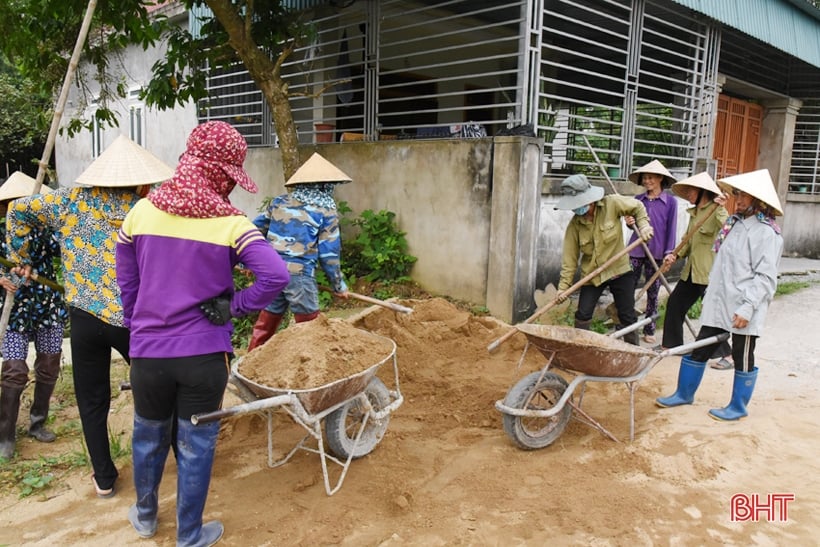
(709, 368, 758, 421)
(655, 355, 707, 408)
(176, 418, 224, 547)
(128, 414, 172, 539)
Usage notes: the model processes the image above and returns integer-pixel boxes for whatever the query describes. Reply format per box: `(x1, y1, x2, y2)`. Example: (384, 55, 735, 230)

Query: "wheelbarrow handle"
(190, 394, 295, 425)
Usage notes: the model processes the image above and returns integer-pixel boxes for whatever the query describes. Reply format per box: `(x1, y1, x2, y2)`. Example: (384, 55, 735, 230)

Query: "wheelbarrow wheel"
(502, 371, 571, 450)
(325, 377, 391, 460)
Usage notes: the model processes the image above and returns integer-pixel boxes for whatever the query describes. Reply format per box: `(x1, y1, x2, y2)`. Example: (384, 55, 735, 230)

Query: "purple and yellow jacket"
(116, 199, 289, 359)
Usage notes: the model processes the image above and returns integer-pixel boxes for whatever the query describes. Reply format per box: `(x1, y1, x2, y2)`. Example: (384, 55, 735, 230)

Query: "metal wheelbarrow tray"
(495, 323, 728, 450)
(192, 330, 402, 495)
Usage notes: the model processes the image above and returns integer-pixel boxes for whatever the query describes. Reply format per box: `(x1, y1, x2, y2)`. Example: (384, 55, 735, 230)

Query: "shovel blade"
(534, 284, 558, 308)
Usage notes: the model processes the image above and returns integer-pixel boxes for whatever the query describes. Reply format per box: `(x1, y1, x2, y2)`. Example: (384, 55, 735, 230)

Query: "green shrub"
(341, 207, 417, 283)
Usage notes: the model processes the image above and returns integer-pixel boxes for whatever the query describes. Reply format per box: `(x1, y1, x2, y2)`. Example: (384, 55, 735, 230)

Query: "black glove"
(200, 296, 232, 325)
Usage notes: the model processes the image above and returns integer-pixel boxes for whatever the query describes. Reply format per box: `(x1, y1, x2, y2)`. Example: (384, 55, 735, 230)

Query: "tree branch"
(289, 78, 351, 99)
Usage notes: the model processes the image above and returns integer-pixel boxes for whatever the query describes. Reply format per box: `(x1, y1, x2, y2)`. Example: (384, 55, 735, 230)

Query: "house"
(57, 0, 820, 321)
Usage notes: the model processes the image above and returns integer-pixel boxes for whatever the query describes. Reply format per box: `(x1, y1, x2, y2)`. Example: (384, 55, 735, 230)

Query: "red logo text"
(730, 493, 795, 522)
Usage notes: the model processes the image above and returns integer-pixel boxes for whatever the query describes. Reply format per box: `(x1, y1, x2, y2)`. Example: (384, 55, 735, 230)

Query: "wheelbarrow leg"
(567, 400, 619, 443)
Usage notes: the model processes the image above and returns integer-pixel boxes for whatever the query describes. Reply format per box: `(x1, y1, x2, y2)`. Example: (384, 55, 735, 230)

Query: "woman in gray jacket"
(655, 169, 783, 421)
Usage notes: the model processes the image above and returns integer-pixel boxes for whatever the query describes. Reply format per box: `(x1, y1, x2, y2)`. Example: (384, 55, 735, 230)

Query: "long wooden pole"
(0, 257, 64, 293)
(487, 238, 644, 352)
(32, 0, 99, 194)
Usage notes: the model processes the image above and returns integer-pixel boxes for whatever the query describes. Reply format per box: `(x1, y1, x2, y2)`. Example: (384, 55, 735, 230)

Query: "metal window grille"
(790, 100, 820, 195)
(537, 0, 714, 178)
(197, 1, 528, 144)
(192, 0, 724, 179)
(280, 0, 527, 142)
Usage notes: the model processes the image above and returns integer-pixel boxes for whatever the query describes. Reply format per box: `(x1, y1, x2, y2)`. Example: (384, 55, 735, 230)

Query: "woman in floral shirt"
(6, 136, 173, 497)
(0, 172, 67, 460)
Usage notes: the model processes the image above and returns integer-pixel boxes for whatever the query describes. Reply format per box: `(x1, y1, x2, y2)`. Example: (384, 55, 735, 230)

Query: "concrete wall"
(238, 137, 542, 323)
(782, 197, 820, 258)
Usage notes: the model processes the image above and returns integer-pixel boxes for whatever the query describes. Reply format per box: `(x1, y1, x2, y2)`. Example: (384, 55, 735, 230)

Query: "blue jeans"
(264, 273, 319, 315)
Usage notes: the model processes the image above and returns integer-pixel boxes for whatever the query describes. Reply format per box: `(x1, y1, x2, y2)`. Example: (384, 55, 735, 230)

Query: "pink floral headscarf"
(148, 121, 258, 218)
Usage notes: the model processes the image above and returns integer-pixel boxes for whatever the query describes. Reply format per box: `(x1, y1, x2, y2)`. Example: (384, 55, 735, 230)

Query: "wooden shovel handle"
(487, 238, 644, 352)
(0, 257, 64, 293)
(319, 286, 413, 314)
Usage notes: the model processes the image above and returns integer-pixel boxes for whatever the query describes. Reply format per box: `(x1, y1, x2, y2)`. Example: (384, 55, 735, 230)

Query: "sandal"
(710, 357, 734, 370)
(642, 334, 656, 344)
(92, 475, 115, 498)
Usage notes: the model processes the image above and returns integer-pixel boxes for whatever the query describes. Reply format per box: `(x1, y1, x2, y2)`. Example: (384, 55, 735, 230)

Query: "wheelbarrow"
(191, 330, 402, 495)
(495, 321, 728, 449)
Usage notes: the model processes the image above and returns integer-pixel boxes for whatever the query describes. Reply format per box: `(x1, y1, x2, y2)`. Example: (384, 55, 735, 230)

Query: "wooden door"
(713, 94, 763, 178)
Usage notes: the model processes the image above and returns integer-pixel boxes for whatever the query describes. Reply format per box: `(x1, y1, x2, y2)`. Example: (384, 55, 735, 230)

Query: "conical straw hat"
(285, 152, 352, 186)
(671, 172, 721, 199)
(76, 135, 175, 188)
(628, 159, 676, 187)
(0, 171, 53, 202)
(717, 169, 783, 216)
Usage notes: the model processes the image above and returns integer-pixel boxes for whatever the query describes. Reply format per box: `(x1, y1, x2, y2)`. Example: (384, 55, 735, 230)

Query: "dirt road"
(1, 281, 818, 546)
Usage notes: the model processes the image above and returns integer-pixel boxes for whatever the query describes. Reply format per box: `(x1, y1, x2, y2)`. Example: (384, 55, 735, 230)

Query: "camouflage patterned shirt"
(253, 193, 347, 292)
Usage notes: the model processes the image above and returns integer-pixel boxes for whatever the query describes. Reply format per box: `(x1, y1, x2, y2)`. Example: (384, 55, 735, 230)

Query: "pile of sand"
(238, 313, 394, 389)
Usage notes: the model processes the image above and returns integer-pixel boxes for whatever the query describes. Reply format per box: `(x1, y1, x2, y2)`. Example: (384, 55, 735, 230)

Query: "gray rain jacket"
(700, 214, 783, 336)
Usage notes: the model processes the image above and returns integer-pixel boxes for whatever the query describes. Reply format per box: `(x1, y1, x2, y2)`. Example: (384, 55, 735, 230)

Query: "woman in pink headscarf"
(116, 121, 289, 546)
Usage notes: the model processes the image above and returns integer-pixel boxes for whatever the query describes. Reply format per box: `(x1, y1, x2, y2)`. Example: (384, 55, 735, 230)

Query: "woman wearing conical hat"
(657, 172, 729, 354)
(656, 169, 784, 422)
(624, 159, 679, 345)
(0, 173, 67, 461)
(6, 136, 173, 497)
(246, 152, 352, 351)
(553, 173, 654, 346)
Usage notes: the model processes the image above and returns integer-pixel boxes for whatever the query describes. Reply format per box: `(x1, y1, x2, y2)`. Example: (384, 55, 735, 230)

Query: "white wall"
(55, 13, 196, 186)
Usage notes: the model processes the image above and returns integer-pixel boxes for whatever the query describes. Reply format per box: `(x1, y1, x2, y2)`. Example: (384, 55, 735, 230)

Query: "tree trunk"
(205, 0, 301, 181)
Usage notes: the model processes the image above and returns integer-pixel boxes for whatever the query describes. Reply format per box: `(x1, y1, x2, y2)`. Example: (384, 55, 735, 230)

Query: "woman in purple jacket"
(625, 160, 678, 344)
(116, 122, 289, 546)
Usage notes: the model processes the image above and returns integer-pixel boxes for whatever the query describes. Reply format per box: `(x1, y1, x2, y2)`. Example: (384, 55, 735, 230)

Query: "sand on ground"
(1, 286, 818, 546)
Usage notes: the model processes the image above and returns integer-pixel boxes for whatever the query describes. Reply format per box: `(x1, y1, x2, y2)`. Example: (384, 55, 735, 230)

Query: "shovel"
(487, 238, 644, 352)
(533, 283, 558, 308)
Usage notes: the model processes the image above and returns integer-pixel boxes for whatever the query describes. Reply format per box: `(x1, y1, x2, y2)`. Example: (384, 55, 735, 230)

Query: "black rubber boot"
(28, 382, 57, 442)
(621, 330, 640, 346)
(574, 319, 592, 330)
(28, 353, 61, 443)
(0, 386, 24, 460)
